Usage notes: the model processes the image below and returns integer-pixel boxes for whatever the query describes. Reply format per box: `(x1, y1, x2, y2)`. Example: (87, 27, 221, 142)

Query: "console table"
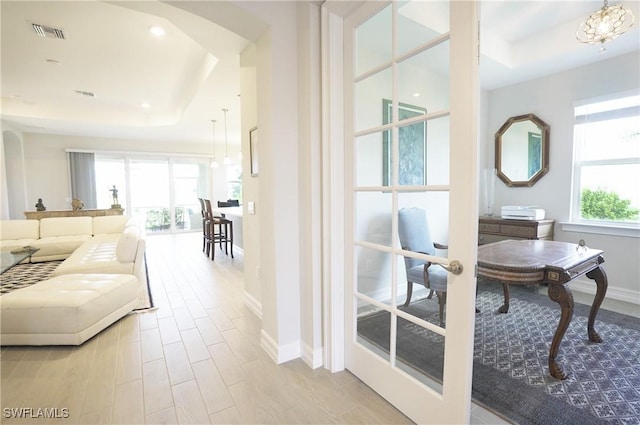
(25, 208, 124, 220)
(477, 239, 607, 380)
(479, 216, 554, 245)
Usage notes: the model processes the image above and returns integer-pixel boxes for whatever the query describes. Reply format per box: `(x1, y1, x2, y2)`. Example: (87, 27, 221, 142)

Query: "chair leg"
(228, 221, 234, 258)
(209, 221, 217, 261)
(437, 290, 447, 327)
(205, 222, 211, 257)
(427, 289, 435, 299)
(403, 281, 413, 307)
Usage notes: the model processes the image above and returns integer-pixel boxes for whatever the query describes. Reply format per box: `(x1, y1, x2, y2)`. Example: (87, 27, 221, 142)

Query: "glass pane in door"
(355, 68, 392, 133)
(396, 115, 451, 187)
(173, 161, 207, 231)
(129, 159, 170, 233)
(398, 41, 450, 114)
(356, 4, 392, 75)
(398, 0, 450, 55)
(95, 156, 127, 210)
(356, 132, 387, 187)
(356, 298, 391, 363)
(356, 246, 393, 304)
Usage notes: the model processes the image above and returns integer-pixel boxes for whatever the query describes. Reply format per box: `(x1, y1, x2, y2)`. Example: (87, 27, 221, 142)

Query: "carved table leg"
(498, 282, 510, 313)
(586, 266, 608, 343)
(547, 284, 574, 380)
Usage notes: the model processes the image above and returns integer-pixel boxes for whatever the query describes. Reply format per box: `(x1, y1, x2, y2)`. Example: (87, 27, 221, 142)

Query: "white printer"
(501, 206, 546, 220)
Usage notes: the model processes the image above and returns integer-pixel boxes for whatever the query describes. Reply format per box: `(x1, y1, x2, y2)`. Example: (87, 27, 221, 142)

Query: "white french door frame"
(321, 3, 346, 373)
(321, 1, 480, 423)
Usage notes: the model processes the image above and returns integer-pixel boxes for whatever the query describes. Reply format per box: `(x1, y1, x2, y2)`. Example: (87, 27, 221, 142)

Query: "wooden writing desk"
(477, 239, 607, 380)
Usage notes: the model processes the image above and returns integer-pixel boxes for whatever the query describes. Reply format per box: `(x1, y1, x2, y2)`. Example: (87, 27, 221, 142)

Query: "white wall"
(8, 133, 211, 212)
(482, 51, 640, 303)
(296, 2, 323, 368)
(222, 0, 304, 364)
(1, 126, 27, 219)
(239, 43, 262, 317)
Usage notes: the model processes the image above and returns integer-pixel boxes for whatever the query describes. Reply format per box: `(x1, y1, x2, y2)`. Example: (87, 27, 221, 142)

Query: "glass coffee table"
(1, 247, 39, 274)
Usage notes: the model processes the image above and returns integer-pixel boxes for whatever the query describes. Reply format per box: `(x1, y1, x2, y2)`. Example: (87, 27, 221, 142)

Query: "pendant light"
(210, 119, 218, 169)
(222, 108, 231, 165)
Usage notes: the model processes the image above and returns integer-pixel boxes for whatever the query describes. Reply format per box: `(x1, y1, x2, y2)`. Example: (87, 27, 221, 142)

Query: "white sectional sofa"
(0, 215, 149, 345)
(0, 215, 133, 262)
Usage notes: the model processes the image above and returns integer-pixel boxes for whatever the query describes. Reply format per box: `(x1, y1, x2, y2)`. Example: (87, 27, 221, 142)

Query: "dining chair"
(398, 207, 449, 326)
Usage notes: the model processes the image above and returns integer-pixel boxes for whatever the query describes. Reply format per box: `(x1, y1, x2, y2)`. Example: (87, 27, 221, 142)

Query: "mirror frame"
(495, 113, 550, 187)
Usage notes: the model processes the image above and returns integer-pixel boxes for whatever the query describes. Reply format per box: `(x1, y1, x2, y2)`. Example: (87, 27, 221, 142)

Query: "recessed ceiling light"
(413, 92, 421, 97)
(149, 26, 165, 37)
(141, 102, 150, 109)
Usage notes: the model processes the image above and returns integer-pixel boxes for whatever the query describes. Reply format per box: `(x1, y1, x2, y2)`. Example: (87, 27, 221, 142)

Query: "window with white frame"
(226, 164, 242, 203)
(571, 93, 640, 226)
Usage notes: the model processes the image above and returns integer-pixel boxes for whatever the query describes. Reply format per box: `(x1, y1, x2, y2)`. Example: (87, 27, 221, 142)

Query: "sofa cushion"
(93, 215, 130, 235)
(30, 235, 92, 262)
(0, 220, 39, 241)
(40, 217, 93, 238)
(51, 234, 135, 277)
(0, 273, 138, 345)
(116, 227, 139, 262)
(0, 239, 38, 252)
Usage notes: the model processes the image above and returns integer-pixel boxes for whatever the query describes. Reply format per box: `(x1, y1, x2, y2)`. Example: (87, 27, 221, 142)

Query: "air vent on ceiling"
(74, 90, 95, 98)
(32, 23, 66, 40)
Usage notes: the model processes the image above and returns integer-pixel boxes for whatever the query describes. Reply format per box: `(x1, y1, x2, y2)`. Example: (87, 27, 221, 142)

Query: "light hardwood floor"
(0, 232, 511, 424)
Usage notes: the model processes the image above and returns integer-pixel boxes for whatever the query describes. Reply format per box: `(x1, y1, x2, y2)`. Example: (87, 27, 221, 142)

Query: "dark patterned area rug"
(1, 261, 154, 311)
(0, 261, 62, 295)
(357, 281, 640, 425)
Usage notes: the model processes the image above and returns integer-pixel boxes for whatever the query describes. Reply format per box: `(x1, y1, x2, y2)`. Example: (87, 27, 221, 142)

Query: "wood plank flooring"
(1, 233, 421, 424)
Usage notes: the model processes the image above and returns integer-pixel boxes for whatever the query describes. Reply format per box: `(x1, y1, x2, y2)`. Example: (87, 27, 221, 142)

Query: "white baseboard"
(243, 290, 262, 320)
(301, 342, 324, 369)
(570, 277, 640, 306)
(259, 330, 279, 363)
(260, 330, 301, 364)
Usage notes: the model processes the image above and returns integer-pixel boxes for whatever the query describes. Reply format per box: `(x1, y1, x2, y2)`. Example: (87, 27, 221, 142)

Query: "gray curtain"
(69, 152, 97, 209)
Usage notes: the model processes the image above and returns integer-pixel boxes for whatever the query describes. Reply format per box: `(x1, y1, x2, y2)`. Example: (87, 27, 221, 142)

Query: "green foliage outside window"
(229, 171, 243, 202)
(581, 188, 639, 221)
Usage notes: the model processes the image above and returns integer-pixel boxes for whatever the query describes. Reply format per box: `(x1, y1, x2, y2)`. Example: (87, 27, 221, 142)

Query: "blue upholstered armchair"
(398, 207, 449, 326)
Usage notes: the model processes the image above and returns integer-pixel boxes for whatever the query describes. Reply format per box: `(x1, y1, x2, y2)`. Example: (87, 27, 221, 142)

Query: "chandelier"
(576, 0, 635, 49)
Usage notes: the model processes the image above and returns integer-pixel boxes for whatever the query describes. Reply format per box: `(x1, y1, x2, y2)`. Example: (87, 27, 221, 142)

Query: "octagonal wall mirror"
(495, 113, 549, 187)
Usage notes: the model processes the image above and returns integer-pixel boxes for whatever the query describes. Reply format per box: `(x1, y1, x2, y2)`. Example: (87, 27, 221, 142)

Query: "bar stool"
(211, 216, 233, 260)
(202, 199, 215, 257)
(198, 198, 208, 253)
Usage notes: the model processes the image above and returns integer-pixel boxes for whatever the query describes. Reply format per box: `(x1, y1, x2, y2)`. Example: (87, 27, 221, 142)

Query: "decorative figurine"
(35, 198, 46, 211)
(71, 198, 84, 210)
(109, 185, 121, 208)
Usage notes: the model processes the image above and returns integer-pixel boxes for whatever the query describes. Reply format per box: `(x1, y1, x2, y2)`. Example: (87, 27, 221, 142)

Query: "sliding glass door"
(173, 160, 210, 231)
(129, 158, 171, 232)
(94, 154, 211, 233)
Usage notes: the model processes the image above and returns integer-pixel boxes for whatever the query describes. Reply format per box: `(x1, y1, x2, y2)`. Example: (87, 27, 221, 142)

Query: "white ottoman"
(0, 274, 139, 346)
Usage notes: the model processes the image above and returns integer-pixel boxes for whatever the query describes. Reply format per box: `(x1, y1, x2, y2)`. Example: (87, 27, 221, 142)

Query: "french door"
(339, 1, 480, 423)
